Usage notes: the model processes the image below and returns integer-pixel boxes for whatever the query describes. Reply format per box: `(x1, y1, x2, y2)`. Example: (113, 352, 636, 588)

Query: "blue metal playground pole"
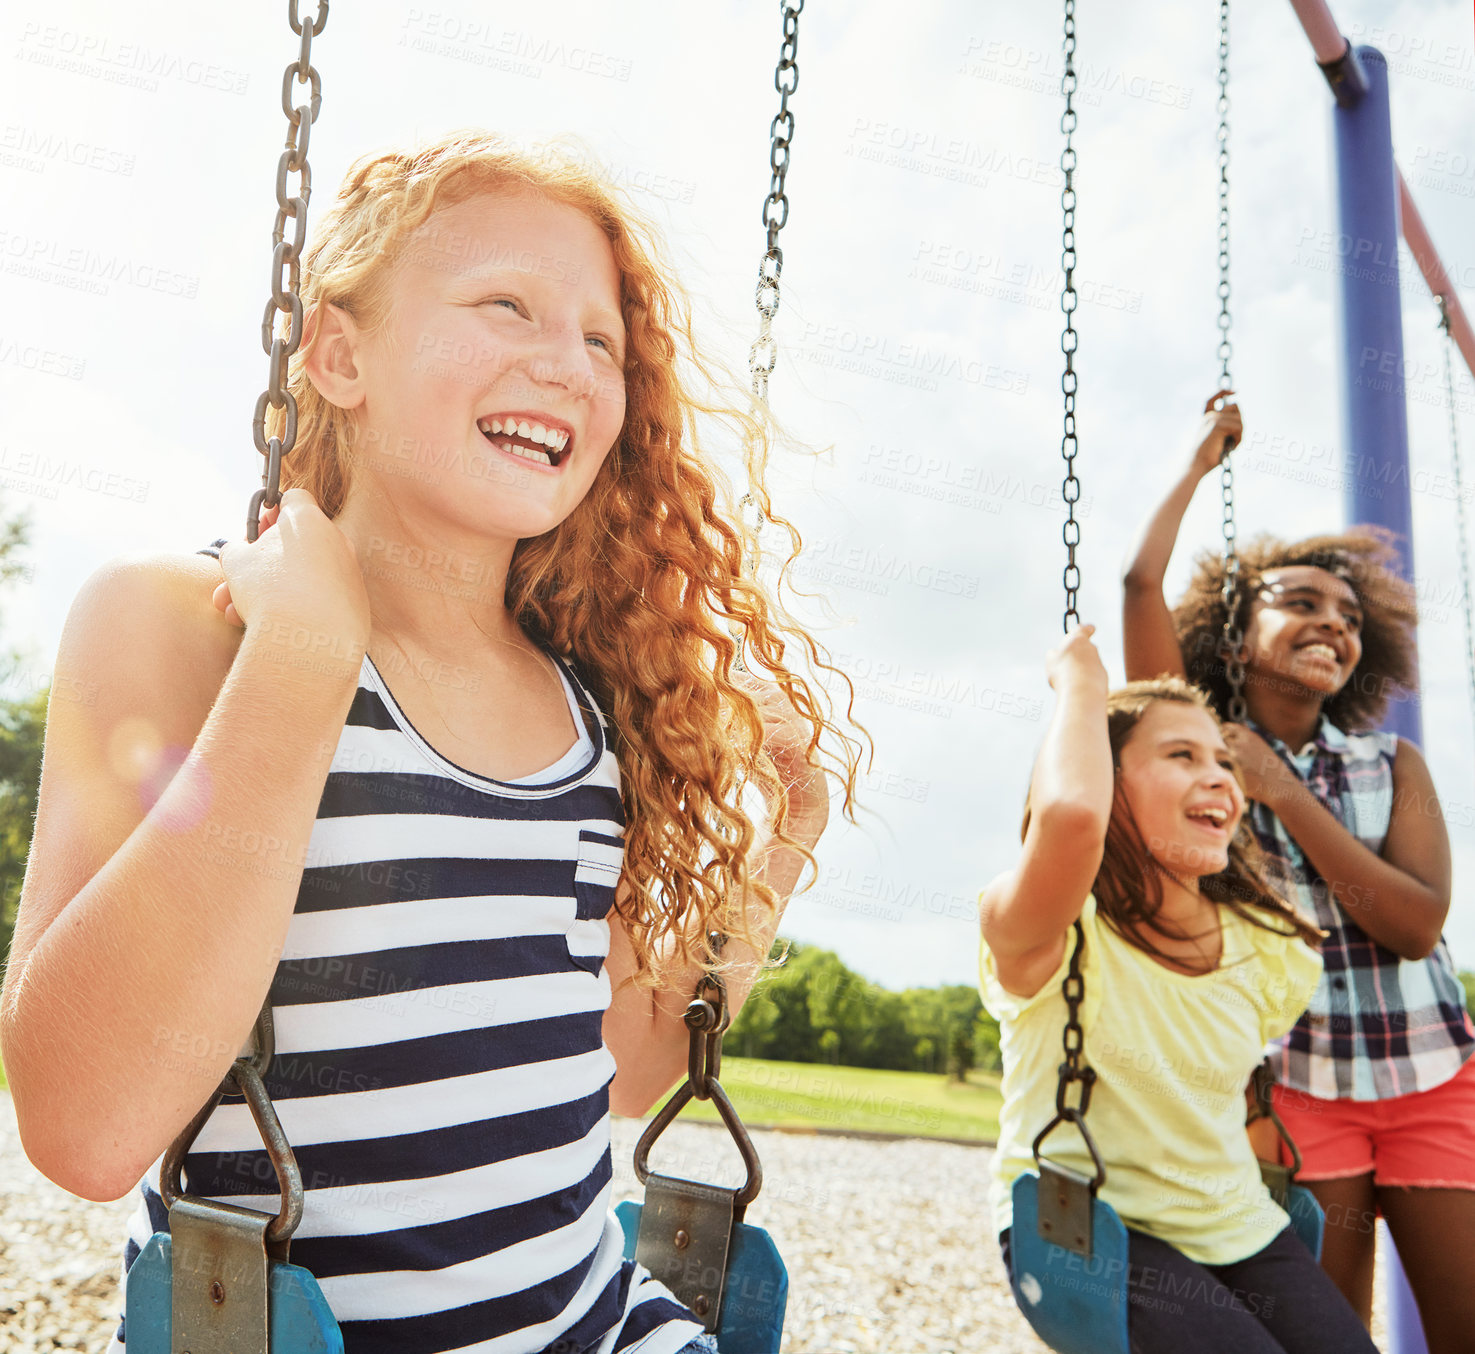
(1330, 43, 1428, 1354)
(1333, 46, 1420, 745)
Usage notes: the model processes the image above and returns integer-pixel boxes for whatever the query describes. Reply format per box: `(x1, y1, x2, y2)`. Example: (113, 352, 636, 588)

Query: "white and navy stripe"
(116, 551, 702, 1353)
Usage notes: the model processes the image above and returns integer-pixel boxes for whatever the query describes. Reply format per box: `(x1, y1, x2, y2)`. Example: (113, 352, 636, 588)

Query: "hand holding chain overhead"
(1214, 0, 1247, 722)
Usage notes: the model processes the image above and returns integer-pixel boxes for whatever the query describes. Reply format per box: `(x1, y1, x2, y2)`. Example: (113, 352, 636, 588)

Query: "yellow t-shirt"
(980, 893, 1322, 1266)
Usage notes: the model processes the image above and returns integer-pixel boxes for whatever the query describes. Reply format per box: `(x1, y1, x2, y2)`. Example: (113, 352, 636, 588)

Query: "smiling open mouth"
(476, 417, 570, 468)
(1185, 807, 1230, 830)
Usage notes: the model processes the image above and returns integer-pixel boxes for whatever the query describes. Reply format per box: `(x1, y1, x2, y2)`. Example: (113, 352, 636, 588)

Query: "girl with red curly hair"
(1, 131, 863, 1354)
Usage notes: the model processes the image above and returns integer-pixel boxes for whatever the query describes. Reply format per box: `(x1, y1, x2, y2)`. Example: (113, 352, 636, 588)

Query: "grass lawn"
(667, 1057, 1002, 1143)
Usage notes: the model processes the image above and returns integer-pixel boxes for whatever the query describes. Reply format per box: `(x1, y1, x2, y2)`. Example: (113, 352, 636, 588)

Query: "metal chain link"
(709, 1, 803, 1116)
(749, 1, 802, 408)
(1057, 920, 1095, 1114)
(1048, 0, 1097, 1152)
(1214, 0, 1247, 723)
(248, 0, 329, 544)
(159, 6, 332, 1219)
(1059, 0, 1081, 633)
(736, 0, 802, 671)
(1215, 0, 1233, 394)
(1439, 299, 1475, 762)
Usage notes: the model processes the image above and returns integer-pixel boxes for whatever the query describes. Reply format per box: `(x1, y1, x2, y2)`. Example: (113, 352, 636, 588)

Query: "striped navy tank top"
(114, 544, 704, 1354)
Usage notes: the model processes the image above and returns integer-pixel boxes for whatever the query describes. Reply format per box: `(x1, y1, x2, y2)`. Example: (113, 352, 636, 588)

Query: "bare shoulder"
(1389, 736, 1441, 810)
(1385, 735, 1447, 835)
(5, 551, 240, 985)
(1391, 735, 1432, 775)
(62, 549, 239, 724)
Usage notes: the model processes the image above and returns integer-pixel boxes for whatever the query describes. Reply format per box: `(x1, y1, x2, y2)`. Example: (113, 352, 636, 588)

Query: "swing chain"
(685, 960, 731, 1099)
(1246, 1059, 1305, 1181)
(1215, 0, 1232, 392)
(1220, 510, 1247, 722)
(1438, 297, 1475, 745)
(1031, 919, 1107, 1191)
(1055, 919, 1095, 1120)
(1214, 0, 1248, 723)
(1059, 0, 1082, 633)
(750, 1, 802, 405)
(739, 1, 803, 666)
(248, 0, 329, 544)
(631, 930, 763, 1210)
(761, 1, 803, 256)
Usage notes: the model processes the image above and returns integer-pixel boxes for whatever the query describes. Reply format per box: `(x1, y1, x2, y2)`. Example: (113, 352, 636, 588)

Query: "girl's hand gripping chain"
(1220, 723, 1298, 807)
(1046, 620, 1109, 698)
(212, 489, 371, 662)
(736, 671, 831, 842)
(1193, 387, 1243, 478)
(1121, 393, 1243, 684)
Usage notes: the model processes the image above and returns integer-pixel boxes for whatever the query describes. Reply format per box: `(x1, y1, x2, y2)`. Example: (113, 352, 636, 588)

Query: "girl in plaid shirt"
(1122, 391, 1475, 1352)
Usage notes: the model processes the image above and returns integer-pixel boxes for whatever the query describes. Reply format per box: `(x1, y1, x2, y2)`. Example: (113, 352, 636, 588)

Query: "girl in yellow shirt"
(979, 623, 1376, 1353)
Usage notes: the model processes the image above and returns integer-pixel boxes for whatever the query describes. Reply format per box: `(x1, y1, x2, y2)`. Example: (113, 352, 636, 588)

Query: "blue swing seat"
(1007, 1173, 1325, 1354)
(1009, 1172, 1130, 1354)
(1286, 1182, 1325, 1260)
(616, 1200, 788, 1354)
(124, 1232, 343, 1354)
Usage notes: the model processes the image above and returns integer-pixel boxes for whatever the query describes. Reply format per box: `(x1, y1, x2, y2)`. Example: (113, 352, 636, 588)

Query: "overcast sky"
(3, 1, 1474, 989)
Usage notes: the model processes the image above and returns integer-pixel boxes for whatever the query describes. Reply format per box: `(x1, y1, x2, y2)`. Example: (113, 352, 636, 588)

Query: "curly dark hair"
(1172, 527, 1418, 733)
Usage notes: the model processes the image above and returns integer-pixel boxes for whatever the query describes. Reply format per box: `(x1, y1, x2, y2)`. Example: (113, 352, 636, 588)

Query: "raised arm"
(1121, 391, 1242, 682)
(978, 624, 1113, 999)
(603, 678, 831, 1116)
(1225, 727, 1451, 961)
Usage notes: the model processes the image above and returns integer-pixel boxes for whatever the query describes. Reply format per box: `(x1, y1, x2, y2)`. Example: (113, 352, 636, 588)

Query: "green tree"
(1460, 970, 1475, 1021)
(731, 941, 995, 1074)
(946, 1022, 975, 1081)
(0, 687, 46, 978)
(0, 501, 39, 984)
(973, 1010, 1002, 1073)
(734, 978, 780, 1059)
(803, 949, 872, 1065)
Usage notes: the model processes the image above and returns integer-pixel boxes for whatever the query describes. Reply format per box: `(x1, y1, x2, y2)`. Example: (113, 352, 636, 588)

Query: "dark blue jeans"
(999, 1224, 1377, 1354)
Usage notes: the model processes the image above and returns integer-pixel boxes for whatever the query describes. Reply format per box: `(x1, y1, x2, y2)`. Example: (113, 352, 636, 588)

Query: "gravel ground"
(1, 1092, 1391, 1352)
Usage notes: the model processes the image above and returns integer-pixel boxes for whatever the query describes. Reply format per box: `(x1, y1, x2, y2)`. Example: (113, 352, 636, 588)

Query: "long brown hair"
(1173, 527, 1418, 732)
(1025, 678, 1323, 966)
(265, 130, 867, 985)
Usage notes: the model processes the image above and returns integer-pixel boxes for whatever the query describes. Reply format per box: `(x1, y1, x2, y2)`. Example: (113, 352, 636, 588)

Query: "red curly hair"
(263, 130, 867, 984)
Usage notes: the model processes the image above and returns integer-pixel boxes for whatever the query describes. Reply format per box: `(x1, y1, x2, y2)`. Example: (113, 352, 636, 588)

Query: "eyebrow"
(454, 267, 625, 324)
(1157, 736, 1233, 756)
(1261, 583, 1363, 615)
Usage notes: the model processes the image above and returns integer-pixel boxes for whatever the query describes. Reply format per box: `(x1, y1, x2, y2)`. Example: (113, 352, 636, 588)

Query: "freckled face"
(350, 190, 628, 541)
(1242, 565, 1364, 698)
(1116, 702, 1246, 880)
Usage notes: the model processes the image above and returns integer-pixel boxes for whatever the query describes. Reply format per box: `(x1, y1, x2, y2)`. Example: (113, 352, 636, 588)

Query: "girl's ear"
(304, 303, 368, 410)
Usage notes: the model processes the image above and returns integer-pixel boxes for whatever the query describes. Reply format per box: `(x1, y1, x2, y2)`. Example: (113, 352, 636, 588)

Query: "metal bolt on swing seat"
(675, 1230, 690, 1250)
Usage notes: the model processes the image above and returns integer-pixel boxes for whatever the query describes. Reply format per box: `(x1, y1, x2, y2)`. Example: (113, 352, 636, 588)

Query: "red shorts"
(1270, 1055, 1475, 1189)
